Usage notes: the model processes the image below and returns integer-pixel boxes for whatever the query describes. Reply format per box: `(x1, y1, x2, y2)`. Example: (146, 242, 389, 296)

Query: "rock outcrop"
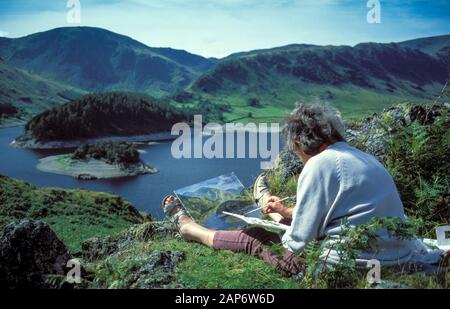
(107, 251, 185, 289)
(347, 103, 449, 162)
(82, 221, 184, 289)
(0, 220, 73, 289)
(82, 221, 177, 261)
(273, 149, 304, 181)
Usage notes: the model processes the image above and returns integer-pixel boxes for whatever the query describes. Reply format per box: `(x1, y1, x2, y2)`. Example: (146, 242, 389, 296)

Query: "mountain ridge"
(1, 27, 449, 123)
(186, 35, 449, 121)
(396, 34, 450, 57)
(0, 27, 216, 96)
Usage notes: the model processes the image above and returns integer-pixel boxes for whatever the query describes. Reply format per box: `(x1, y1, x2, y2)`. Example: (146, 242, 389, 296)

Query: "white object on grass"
(422, 239, 450, 251)
(222, 211, 290, 231)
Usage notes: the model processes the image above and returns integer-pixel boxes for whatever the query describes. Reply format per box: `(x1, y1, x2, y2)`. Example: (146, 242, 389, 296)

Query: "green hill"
(20, 92, 189, 142)
(186, 36, 449, 121)
(0, 175, 143, 252)
(0, 59, 85, 125)
(0, 27, 216, 97)
(398, 34, 450, 63)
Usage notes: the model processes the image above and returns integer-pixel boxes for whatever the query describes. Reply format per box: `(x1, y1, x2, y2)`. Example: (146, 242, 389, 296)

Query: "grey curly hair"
(283, 102, 346, 155)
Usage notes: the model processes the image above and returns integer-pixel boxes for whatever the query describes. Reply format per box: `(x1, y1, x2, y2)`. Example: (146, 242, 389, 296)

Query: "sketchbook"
(174, 173, 288, 231)
(221, 211, 290, 231)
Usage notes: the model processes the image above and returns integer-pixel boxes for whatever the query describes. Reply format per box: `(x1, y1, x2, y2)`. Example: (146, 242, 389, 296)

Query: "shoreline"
(0, 121, 27, 129)
(37, 154, 158, 180)
(7, 124, 283, 149)
(11, 132, 176, 150)
(202, 124, 282, 136)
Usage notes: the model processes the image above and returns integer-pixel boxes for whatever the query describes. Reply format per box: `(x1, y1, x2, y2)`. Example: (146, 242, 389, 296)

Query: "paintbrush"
(244, 196, 295, 215)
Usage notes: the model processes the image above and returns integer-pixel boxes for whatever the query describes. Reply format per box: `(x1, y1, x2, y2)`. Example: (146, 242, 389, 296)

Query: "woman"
(162, 103, 441, 277)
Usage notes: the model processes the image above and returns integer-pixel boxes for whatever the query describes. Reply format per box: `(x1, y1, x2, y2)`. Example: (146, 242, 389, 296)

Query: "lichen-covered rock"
(82, 220, 184, 289)
(113, 251, 185, 289)
(408, 104, 449, 125)
(274, 149, 304, 181)
(147, 221, 179, 240)
(81, 236, 120, 261)
(346, 103, 449, 162)
(82, 221, 178, 261)
(0, 220, 73, 289)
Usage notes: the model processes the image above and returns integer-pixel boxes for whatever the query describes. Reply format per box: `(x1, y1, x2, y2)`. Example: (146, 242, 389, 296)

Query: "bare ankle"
(177, 215, 193, 235)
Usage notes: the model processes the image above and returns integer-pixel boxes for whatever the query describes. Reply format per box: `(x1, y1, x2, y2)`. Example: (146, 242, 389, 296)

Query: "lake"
(0, 126, 281, 219)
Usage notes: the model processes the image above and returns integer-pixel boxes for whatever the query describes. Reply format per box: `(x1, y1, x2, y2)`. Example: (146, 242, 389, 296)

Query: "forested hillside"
(22, 92, 188, 141)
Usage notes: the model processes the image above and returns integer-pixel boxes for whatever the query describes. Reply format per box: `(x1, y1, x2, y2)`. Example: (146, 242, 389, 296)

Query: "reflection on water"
(0, 126, 280, 219)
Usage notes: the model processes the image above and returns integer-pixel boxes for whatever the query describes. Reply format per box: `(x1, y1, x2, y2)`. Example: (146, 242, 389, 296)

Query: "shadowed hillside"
(186, 35, 449, 121)
(0, 27, 217, 97)
(398, 35, 450, 64)
(0, 60, 85, 124)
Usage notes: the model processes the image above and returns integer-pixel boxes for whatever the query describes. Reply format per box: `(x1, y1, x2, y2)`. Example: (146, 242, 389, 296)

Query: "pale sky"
(0, 0, 449, 58)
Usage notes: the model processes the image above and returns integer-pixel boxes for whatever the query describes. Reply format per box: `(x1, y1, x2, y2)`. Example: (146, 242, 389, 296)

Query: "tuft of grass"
(148, 239, 302, 289)
(265, 171, 298, 202)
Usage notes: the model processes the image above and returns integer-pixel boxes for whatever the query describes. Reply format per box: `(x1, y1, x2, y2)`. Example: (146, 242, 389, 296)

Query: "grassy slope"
(0, 174, 301, 288)
(0, 175, 143, 252)
(149, 239, 300, 288)
(91, 219, 448, 289)
(192, 83, 433, 123)
(0, 60, 85, 125)
(184, 39, 448, 123)
(167, 237, 447, 289)
(92, 236, 301, 289)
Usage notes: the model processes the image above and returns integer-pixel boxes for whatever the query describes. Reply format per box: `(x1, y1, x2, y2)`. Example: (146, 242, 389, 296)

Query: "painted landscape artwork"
(174, 173, 262, 230)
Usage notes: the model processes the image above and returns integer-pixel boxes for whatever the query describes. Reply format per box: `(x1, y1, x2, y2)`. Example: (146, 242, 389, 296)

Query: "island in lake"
(12, 92, 189, 149)
(37, 141, 157, 180)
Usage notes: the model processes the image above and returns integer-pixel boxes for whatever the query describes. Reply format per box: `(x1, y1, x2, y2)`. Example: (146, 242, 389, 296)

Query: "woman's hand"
(263, 196, 286, 214)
